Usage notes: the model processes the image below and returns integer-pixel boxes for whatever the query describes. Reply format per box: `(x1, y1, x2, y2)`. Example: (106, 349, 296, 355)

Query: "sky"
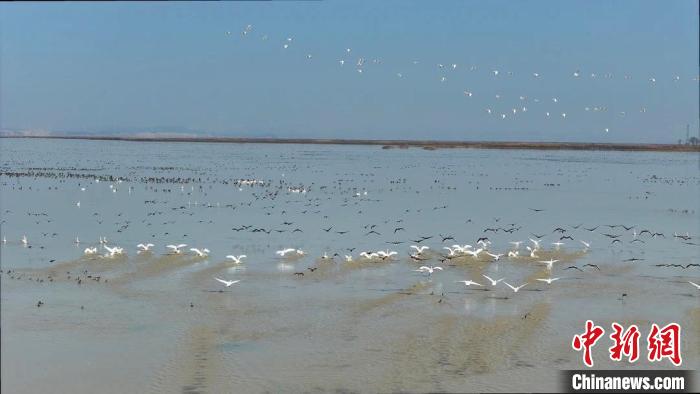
(1, 0, 698, 143)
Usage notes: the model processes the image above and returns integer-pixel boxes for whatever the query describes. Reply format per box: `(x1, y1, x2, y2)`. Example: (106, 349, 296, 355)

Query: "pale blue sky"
(1, 0, 698, 142)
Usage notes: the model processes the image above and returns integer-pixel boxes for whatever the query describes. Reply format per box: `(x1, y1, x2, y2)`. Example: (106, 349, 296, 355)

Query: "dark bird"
(564, 265, 584, 272)
(394, 227, 405, 233)
(529, 208, 544, 212)
(623, 258, 644, 262)
(602, 233, 622, 238)
(441, 235, 455, 242)
(365, 230, 381, 236)
(560, 235, 574, 241)
(584, 226, 599, 232)
(583, 264, 601, 271)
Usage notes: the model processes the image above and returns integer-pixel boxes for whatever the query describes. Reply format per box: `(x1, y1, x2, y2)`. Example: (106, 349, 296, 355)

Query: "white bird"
(443, 246, 458, 256)
(551, 241, 564, 249)
(76, 201, 81, 208)
(344, 255, 353, 262)
(526, 246, 538, 258)
(509, 241, 523, 249)
(415, 265, 443, 275)
(226, 255, 247, 264)
(507, 250, 519, 258)
(2, 236, 6, 244)
(482, 274, 504, 286)
(377, 250, 397, 259)
(529, 238, 541, 249)
(137, 243, 154, 252)
(411, 245, 430, 254)
(539, 259, 559, 270)
(477, 239, 491, 247)
(166, 244, 187, 254)
(688, 281, 700, 290)
(75, 236, 80, 244)
(22, 235, 28, 245)
(99, 236, 108, 244)
(504, 282, 528, 293)
(486, 252, 504, 261)
(580, 240, 591, 249)
(84, 247, 98, 255)
(536, 277, 561, 285)
(276, 248, 296, 257)
(456, 280, 483, 287)
(214, 277, 240, 287)
(103, 245, 124, 257)
(190, 248, 210, 257)
(465, 248, 483, 258)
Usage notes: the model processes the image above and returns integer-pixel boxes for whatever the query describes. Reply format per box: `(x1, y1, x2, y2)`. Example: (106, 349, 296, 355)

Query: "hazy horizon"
(1, 0, 698, 143)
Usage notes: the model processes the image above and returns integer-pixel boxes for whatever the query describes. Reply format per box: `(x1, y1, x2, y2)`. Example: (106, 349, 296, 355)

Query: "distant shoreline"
(2, 135, 700, 152)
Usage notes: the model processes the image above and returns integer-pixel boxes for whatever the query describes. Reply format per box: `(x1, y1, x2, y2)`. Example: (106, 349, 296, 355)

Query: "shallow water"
(1, 138, 699, 393)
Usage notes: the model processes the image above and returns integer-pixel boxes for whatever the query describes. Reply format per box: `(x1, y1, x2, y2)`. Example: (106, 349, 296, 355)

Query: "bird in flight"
(504, 282, 528, 293)
(214, 277, 240, 287)
(482, 274, 504, 286)
(456, 280, 483, 287)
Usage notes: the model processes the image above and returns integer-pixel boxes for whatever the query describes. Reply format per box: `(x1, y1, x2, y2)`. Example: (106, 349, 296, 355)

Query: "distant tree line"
(679, 136, 699, 145)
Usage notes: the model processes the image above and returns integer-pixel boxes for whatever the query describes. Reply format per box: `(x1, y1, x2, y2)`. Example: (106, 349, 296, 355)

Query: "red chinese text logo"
(647, 323, 682, 366)
(572, 321, 682, 367)
(572, 320, 605, 367)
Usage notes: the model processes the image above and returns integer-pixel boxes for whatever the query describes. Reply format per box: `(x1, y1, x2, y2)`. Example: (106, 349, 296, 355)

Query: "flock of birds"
(1, 143, 699, 306)
(6, 227, 700, 293)
(222, 23, 699, 135)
